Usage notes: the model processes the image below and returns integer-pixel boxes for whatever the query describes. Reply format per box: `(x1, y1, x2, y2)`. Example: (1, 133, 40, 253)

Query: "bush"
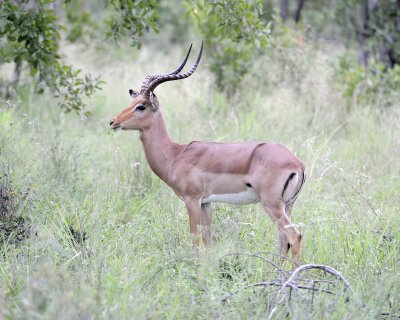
(335, 56, 400, 109)
(0, 0, 103, 113)
(187, 0, 271, 95)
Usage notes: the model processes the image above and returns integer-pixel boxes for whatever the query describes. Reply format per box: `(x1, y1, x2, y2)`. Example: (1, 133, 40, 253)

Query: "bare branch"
(217, 252, 288, 273)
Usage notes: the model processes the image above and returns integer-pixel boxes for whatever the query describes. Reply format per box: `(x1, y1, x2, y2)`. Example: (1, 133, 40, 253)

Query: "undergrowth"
(0, 39, 399, 319)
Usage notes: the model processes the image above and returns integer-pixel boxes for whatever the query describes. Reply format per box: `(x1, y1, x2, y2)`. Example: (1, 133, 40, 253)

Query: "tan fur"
(110, 96, 305, 268)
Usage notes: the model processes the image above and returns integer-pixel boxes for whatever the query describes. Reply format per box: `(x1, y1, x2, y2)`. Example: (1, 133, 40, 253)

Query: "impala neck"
(139, 112, 176, 182)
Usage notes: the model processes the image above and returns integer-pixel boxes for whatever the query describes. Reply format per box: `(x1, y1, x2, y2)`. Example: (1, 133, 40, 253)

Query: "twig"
(218, 252, 287, 273)
(261, 281, 332, 296)
(280, 264, 355, 295)
(222, 276, 338, 303)
(268, 264, 359, 319)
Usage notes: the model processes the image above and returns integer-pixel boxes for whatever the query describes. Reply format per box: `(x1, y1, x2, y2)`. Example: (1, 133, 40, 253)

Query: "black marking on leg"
(246, 183, 252, 188)
(282, 172, 296, 197)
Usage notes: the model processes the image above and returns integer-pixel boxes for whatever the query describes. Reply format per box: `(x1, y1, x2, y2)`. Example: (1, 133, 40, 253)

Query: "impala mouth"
(111, 125, 121, 130)
(109, 119, 122, 130)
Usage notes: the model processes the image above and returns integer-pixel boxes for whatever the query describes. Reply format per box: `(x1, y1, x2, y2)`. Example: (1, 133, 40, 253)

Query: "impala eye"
(136, 105, 146, 111)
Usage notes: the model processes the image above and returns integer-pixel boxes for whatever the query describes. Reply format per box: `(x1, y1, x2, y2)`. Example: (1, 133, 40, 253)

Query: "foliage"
(0, 0, 162, 114)
(335, 57, 400, 108)
(64, 1, 100, 43)
(1, 0, 399, 111)
(335, 0, 400, 67)
(0, 0, 103, 113)
(53, 66, 103, 113)
(157, 1, 191, 45)
(104, 0, 160, 49)
(186, 0, 271, 95)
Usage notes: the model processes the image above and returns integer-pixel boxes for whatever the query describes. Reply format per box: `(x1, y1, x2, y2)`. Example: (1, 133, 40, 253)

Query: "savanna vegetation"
(1, 0, 399, 318)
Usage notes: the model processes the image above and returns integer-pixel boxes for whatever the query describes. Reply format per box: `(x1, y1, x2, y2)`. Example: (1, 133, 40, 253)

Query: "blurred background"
(1, 0, 400, 110)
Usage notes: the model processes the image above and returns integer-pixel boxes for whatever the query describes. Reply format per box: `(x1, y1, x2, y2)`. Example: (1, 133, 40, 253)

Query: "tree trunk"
(279, 0, 289, 21)
(359, 0, 369, 67)
(374, 1, 397, 68)
(293, 0, 306, 23)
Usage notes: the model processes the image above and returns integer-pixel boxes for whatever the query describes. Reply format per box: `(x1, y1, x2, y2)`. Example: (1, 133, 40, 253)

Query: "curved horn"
(140, 44, 193, 93)
(141, 41, 203, 95)
(170, 43, 192, 75)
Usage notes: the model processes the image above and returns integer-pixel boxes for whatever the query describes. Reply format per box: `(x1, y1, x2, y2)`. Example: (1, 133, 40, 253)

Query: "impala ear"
(129, 89, 139, 99)
(149, 91, 159, 112)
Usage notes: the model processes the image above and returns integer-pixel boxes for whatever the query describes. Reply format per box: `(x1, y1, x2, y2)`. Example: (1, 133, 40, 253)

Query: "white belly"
(201, 188, 259, 205)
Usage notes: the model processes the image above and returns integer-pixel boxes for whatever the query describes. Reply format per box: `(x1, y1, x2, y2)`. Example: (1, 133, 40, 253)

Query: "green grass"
(1, 41, 399, 319)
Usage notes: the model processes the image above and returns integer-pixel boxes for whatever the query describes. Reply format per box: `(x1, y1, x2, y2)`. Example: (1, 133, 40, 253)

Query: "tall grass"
(1, 39, 399, 319)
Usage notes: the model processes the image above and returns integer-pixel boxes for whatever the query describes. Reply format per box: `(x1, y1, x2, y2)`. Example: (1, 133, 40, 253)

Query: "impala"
(109, 43, 305, 268)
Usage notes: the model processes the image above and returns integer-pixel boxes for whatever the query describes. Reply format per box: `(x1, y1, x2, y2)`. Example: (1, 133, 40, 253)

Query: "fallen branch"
(222, 280, 335, 303)
(279, 264, 355, 296)
(267, 264, 359, 319)
(217, 251, 362, 317)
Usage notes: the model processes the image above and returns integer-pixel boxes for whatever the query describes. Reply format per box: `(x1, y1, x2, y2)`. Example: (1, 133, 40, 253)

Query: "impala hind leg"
(285, 202, 293, 218)
(261, 199, 301, 269)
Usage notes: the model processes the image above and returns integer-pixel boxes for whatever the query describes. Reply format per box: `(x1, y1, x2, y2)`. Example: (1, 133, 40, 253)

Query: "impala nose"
(109, 118, 118, 128)
(109, 118, 121, 130)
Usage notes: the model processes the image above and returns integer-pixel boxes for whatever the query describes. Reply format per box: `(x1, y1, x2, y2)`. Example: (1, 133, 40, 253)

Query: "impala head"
(109, 42, 203, 131)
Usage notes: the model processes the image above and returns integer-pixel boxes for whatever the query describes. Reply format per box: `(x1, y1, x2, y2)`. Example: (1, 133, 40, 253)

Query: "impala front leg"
(184, 198, 202, 256)
(184, 199, 212, 255)
(201, 203, 212, 248)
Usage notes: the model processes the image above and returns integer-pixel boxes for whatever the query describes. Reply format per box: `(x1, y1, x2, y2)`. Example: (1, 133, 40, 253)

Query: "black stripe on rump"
(282, 172, 296, 197)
